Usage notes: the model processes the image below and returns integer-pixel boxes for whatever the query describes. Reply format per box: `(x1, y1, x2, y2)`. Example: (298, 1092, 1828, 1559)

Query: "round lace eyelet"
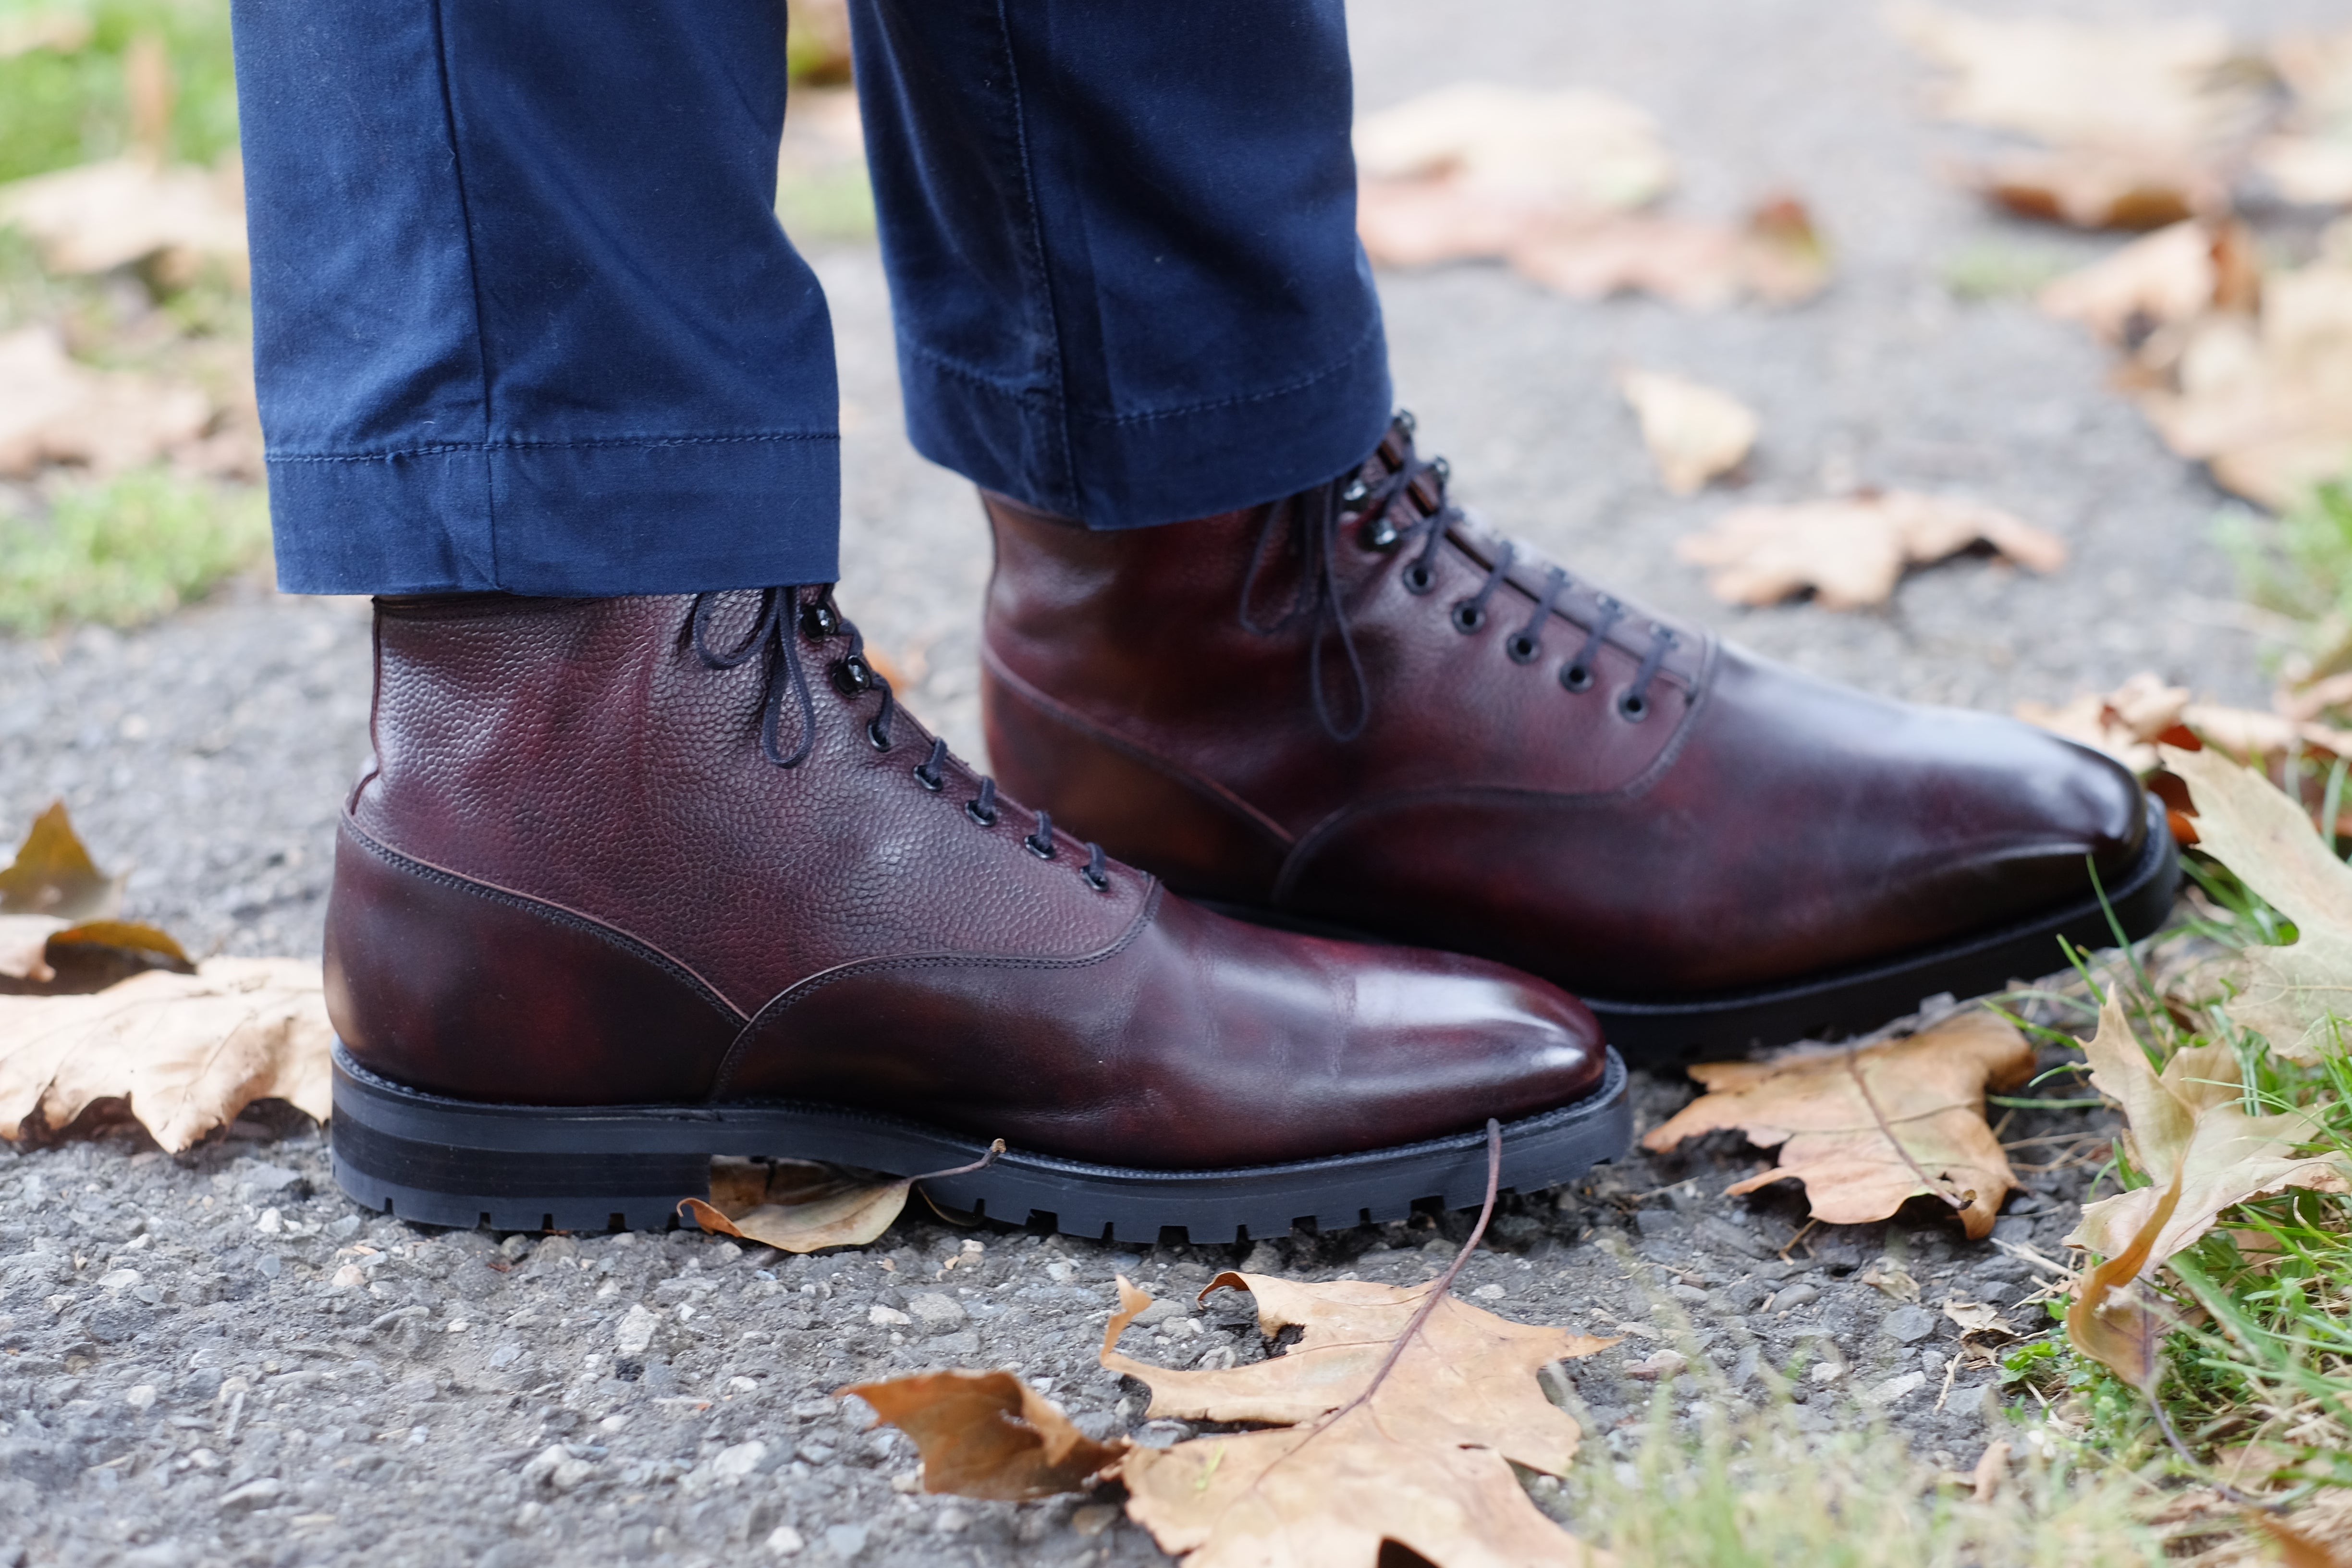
(832, 655, 873, 696)
(1560, 664, 1595, 693)
(914, 766, 943, 792)
(1506, 634, 1540, 665)
(966, 801, 998, 827)
(1401, 563, 1435, 596)
(1025, 835, 1056, 860)
(1396, 409, 1417, 435)
(1341, 477, 1372, 509)
(1618, 692, 1650, 722)
(867, 720, 892, 751)
(1430, 455, 1450, 483)
(1082, 868, 1109, 891)
(799, 602, 840, 639)
(1449, 602, 1484, 634)
(1361, 514, 1399, 551)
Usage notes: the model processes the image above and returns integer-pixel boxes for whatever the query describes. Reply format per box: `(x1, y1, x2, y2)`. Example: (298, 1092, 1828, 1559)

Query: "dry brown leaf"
(1961, 147, 2227, 232)
(1887, 3, 2260, 153)
(842, 1370, 1126, 1500)
(2065, 991, 2352, 1267)
(2038, 220, 2259, 345)
(1101, 1273, 1611, 1474)
(2168, 747, 2352, 1060)
(2066, 1169, 2181, 1393)
(1674, 489, 2065, 609)
(1616, 368, 1758, 495)
(0, 326, 214, 479)
(1102, 1274, 1612, 1568)
(1642, 1012, 2036, 1239)
(1942, 1298, 2017, 1337)
(2256, 28, 2352, 208)
(679, 1160, 909, 1253)
(0, 958, 333, 1149)
(1971, 1440, 2011, 1504)
(0, 799, 124, 919)
(1121, 1417, 1603, 1568)
(1506, 200, 1830, 310)
(1355, 83, 1673, 223)
(0, 156, 247, 282)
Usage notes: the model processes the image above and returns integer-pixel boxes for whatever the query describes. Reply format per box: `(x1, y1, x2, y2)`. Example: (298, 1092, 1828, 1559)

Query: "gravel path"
(0, 0, 2334, 1561)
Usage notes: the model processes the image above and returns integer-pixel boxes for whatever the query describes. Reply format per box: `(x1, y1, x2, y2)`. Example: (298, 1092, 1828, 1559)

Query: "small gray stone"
(1632, 1209, 1684, 1237)
(1886, 1305, 1938, 1344)
(1771, 1283, 1821, 1312)
(904, 1293, 966, 1334)
(822, 1522, 868, 1559)
(240, 1165, 301, 1194)
(216, 1477, 283, 1512)
(1240, 1241, 1284, 1274)
(1131, 1298, 1188, 1328)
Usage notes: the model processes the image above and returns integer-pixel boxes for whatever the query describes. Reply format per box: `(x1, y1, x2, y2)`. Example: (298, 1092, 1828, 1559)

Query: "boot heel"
(331, 1070, 709, 1233)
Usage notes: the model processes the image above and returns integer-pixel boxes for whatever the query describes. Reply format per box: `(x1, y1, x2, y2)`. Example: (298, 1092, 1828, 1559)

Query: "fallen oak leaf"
(1100, 1273, 1612, 1478)
(2064, 988, 2352, 1266)
(0, 799, 124, 920)
(677, 1139, 1004, 1253)
(1886, 3, 2262, 152)
(2038, 219, 2259, 347)
(1617, 368, 1759, 496)
(1674, 490, 2066, 610)
(1506, 199, 1830, 310)
(0, 957, 332, 1150)
(1119, 1415, 1605, 1568)
(0, 156, 248, 282)
(1642, 1011, 2036, 1239)
(1958, 146, 2228, 232)
(0, 327, 214, 480)
(1354, 82, 1674, 237)
(840, 1369, 1125, 1500)
(1104, 1122, 1614, 1568)
(2167, 744, 2352, 1059)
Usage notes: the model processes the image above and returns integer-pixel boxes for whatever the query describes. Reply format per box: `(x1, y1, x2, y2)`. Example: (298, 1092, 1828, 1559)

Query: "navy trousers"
(230, 0, 1391, 595)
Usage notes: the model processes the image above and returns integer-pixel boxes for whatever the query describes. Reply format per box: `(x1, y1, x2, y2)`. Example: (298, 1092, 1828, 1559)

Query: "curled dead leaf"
(2064, 991, 2352, 1268)
(2066, 1170, 2183, 1394)
(1960, 147, 2227, 232)
(1674, 490, 2065, 609)
(1616, 369, 1758, 495)
(0, 800, 124, 920)
(841, 1370, 1125, 1500)
(678, 1138, 1005, 1253)
(1643, 1012, 2036, 1239)
(2167, 745, 2352, 1060)
(0, 957, 332, 1150)
(1506, 200, 1830, 311)
(0, 327, 215, 480)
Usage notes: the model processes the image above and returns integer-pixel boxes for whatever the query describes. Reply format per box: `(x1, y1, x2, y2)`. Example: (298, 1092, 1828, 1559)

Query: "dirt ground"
(1, 1, 2340, 1563)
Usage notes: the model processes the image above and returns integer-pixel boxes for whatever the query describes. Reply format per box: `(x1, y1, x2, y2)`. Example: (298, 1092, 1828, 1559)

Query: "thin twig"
(1328, 1118, 1502, 1424)
(1846, 1048, 1968, 1212)
(911, 1137, 1005, 1187)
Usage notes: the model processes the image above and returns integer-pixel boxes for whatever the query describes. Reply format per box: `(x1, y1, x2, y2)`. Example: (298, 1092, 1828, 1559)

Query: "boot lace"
(689, 586, 1111, 890)
(1238, 412, 1680, 741)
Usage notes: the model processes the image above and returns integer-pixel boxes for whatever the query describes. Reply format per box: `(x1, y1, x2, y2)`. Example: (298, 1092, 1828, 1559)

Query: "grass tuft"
(0, 466, 268, 634)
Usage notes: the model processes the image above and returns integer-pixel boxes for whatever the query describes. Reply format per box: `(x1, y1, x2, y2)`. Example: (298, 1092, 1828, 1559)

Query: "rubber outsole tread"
(329, 1045, 1632, 1239)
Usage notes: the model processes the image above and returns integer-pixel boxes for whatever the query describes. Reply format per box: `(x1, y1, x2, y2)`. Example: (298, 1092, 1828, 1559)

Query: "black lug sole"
(1205, 794, 2181, 1068)
(329, 1043, 1631, 1242)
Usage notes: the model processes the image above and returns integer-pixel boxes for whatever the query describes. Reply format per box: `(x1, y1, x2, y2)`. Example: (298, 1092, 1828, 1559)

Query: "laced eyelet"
(867, 719, 891, 751)
(1396, 409, 1416, 435)
(1025, 833, 1055, 859)
(966, 800, 998, 827)
(1560, 663, 1595, 693)
(1361, 513, 1400, 551)
(914, 766, 943, 791)
(1081, 867, 1108, 891)
(832, 654, 874, 696)
(1618, 691, 1650, 722)
(1341, 476, 1372, 510)
(799, 601, 840, 639)
(1506, 634, 1540, 664)
(1450, 601, 1484, 634)
(1429, 454, 1449, 482)
(1401, 562, 1435, 595)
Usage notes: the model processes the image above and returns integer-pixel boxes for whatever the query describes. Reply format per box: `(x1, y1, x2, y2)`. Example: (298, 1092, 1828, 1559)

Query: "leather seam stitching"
(980, 646, 1296, 853)
(339, 817, 750, 1026)
(710, 882, 1166, 1100)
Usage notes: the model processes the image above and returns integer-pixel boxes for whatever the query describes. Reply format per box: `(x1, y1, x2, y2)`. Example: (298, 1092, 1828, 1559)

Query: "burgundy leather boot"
(323, 588, 1626, 1239)
(980, 414, 2178, 1064)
